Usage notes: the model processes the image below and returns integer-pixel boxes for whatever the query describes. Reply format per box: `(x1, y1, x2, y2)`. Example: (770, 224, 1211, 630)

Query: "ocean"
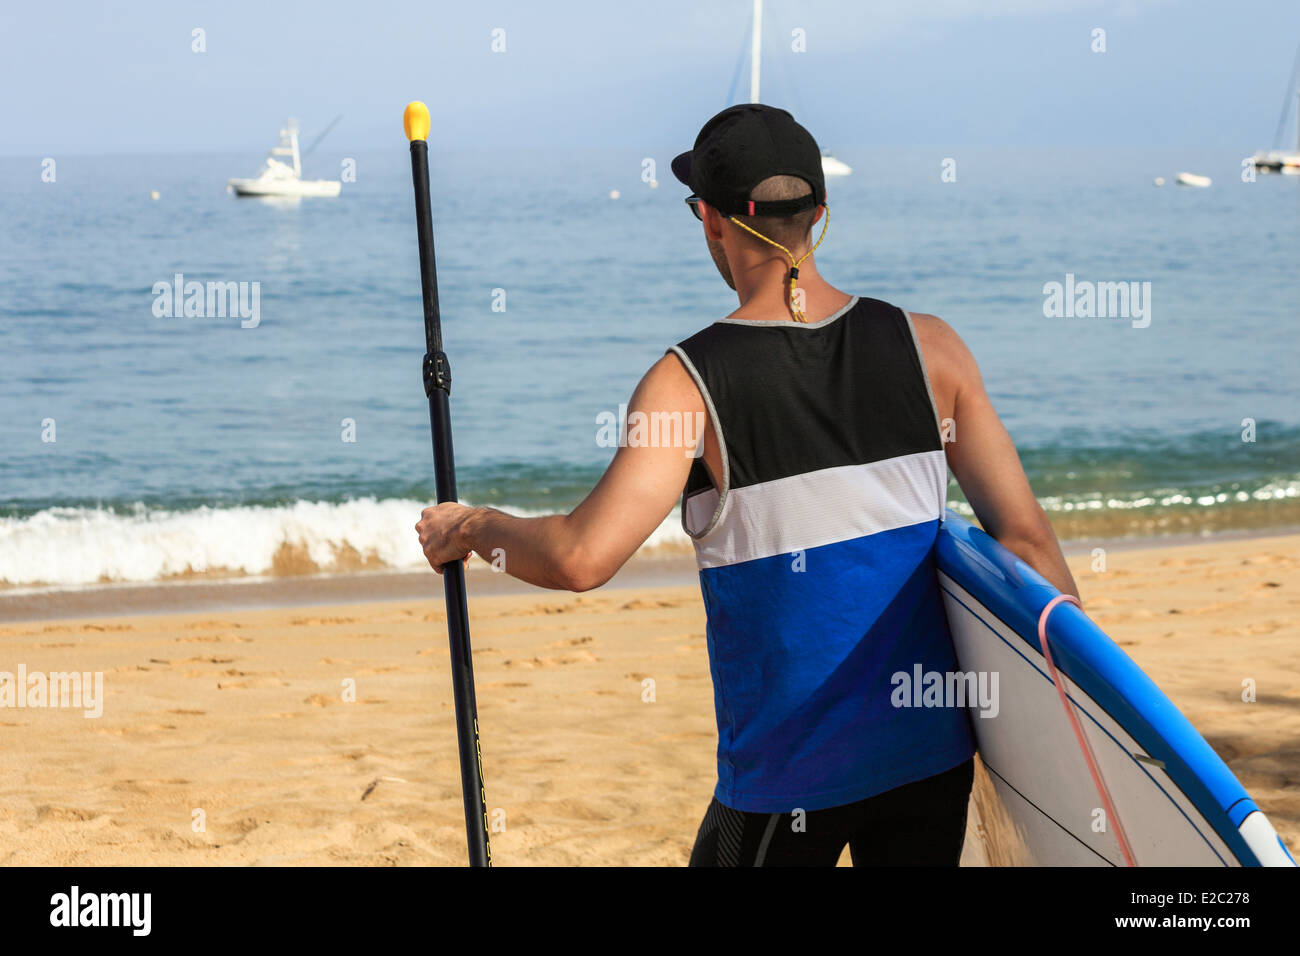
(1, 145, 1297, 589)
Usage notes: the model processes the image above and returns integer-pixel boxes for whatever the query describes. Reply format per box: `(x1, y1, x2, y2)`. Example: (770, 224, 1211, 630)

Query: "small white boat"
(1251, 148, 1300, 174)
(820, 151, 853, 177)
(1252, 45, 1300, 175)
(1175, 172, 1212, 188)
(228, 119, 341, 198)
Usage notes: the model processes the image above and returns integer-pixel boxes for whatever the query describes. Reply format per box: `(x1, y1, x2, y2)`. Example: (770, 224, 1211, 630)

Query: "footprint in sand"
(36, 806, 104, 822)
(546, 635, 595, 648)
(216, 677, 287, 690)
(93, 723, 179, 735)
(1212, 621, 1283, 637)
(1241, 554, 1298, 567)
(1184, 600, 1247, 615)
(301, 693, 387, 707)
(289, 616, 357, 627)
(513, 597, 612, 617)
(503, 651, 600, 668)
(111, 777, 192, 793)
(621, 598, 687, 610)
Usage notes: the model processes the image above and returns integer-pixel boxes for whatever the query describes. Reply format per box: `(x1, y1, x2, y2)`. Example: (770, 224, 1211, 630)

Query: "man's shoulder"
(898, 309, 981, 404)
(901, 310, 965, 358)
(631, 352, 707, 420)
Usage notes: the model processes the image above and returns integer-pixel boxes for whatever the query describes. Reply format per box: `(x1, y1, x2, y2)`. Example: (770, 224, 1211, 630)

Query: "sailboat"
(742, 0, 852, 177)
(1251, 44, 1300, 175)
(228, 119, 342, 198)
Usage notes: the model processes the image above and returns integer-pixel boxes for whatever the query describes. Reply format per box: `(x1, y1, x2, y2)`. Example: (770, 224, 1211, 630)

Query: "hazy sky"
(1, 0, 1297, 155)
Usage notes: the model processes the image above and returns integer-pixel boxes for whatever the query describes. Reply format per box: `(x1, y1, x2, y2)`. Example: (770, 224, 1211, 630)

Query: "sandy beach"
(0, 532, 1296, 866)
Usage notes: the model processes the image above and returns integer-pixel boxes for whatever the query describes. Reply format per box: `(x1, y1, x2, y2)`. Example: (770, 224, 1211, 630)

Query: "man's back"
(669, 296, 976, 812)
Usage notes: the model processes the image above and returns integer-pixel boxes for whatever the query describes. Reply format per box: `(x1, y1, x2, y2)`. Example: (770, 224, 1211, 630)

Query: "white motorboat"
(820, 151, 853, 177)
(228, 119, 341, 198)
(1175, 172, 1212, 188)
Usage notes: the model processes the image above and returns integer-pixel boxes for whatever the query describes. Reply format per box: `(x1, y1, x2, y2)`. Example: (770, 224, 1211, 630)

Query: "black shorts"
(689, 757, 975, 867)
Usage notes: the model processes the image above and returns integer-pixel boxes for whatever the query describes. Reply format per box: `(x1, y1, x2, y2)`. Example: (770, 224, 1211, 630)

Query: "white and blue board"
(937, 511, 1296, 867)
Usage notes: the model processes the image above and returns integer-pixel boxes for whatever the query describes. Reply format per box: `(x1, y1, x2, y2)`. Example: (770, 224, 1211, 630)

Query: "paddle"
(403, 101, 491, 867)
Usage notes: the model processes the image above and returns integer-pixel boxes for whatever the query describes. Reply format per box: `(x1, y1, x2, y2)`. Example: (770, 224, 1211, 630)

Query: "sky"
(0, 0, 1297, 155)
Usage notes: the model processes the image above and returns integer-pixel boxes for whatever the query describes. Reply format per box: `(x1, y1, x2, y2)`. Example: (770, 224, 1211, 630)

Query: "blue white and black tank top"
(668, 295, 976, 813)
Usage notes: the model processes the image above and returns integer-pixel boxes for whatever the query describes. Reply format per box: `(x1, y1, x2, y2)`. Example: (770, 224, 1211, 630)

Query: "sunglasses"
(685, 196, 704, 221)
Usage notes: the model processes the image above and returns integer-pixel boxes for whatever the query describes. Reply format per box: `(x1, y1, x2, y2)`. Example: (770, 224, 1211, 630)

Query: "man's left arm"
(415, 353, 705, 591)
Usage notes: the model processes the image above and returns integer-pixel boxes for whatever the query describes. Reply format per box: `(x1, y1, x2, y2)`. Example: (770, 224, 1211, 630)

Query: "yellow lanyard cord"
(727, 205, 830, 322)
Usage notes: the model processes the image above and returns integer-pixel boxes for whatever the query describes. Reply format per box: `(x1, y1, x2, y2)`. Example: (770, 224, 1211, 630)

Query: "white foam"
(0, 498, 692, 589)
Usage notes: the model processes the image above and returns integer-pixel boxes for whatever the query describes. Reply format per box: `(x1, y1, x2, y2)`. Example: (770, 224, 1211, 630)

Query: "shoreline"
(3, 522, 1299, 624)
(0, 553, 701, 623)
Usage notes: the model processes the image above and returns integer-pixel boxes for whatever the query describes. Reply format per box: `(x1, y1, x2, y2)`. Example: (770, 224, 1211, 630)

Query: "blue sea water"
(0, 145, 1297, 586)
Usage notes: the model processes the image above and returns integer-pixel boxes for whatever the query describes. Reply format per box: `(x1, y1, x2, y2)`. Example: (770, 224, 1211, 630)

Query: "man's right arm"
(912, 313, 1080, 600)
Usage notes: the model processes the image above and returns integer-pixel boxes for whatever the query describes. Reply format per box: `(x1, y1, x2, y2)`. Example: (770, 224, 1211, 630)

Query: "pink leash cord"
(1037, 594, 1137, 867)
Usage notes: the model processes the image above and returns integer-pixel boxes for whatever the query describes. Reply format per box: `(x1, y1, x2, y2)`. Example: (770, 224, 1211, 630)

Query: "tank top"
(668, 295, 976, 813)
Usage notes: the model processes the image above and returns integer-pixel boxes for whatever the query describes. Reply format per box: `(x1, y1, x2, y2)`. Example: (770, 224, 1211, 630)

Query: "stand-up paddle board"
(936, 511, 1296, 867)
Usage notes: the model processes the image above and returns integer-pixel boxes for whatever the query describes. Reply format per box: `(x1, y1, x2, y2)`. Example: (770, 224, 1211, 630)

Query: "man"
(416, 104, 1079, 866)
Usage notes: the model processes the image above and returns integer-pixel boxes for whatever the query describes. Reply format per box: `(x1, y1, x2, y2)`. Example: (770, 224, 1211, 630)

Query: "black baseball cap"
(672, 104, 826, 218)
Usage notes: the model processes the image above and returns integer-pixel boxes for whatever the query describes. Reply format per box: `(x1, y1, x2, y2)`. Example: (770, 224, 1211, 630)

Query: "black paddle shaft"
(408, 139, 491, 868)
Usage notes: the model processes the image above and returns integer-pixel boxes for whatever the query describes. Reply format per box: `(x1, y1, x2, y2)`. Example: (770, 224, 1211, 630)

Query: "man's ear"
(700, 202, 726, 242)
(811, 187, 832, 223)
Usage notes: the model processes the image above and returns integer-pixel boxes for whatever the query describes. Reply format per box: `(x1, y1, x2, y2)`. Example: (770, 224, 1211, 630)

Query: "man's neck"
(727, 254, 851, 323)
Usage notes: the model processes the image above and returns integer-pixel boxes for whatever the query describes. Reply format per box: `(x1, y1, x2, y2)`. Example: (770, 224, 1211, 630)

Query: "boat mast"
(750, 0, 762, 103)
(269, 120, 302, 177)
